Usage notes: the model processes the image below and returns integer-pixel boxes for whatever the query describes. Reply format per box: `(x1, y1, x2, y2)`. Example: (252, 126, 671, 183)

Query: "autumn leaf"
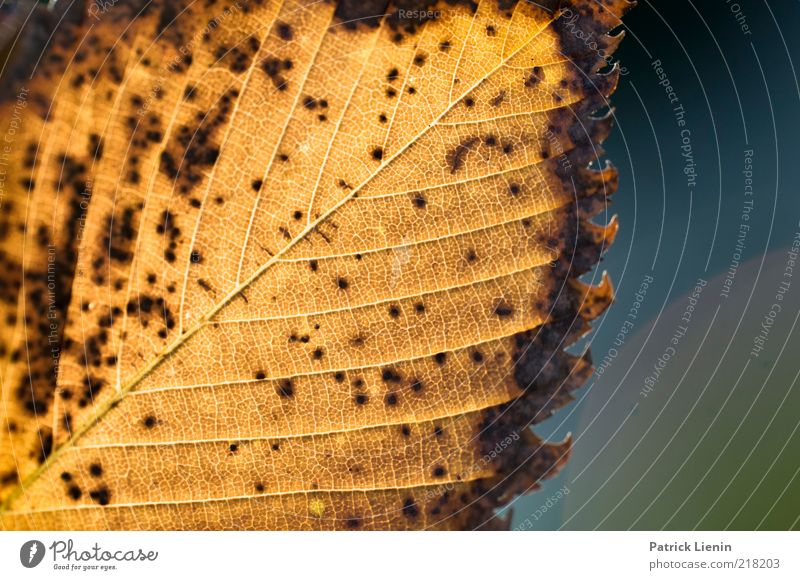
(0, 0, 628, 530)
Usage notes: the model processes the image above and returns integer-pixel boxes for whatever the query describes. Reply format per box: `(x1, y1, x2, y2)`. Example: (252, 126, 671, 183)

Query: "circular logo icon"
(19, 540, 46, 568)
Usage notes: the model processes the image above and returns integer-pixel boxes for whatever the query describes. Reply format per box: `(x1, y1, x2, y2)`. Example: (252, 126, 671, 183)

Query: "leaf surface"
(0, 0, 629, 529)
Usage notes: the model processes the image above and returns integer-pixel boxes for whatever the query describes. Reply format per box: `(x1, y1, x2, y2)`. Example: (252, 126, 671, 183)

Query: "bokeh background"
(508, 0, 800, 530)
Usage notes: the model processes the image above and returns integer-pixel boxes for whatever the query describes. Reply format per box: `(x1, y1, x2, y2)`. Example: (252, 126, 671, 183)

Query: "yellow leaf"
(0, 0, 629, 530)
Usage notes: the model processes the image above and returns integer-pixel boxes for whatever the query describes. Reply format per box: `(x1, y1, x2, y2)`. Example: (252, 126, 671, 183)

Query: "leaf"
(0, 0, 629, 530)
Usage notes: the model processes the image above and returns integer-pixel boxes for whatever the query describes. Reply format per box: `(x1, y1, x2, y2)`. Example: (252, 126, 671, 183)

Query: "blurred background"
(509, 0, 800, 530)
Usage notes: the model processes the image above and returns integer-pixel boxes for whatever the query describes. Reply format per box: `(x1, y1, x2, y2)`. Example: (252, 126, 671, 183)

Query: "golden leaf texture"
(0, 0, 628, 530)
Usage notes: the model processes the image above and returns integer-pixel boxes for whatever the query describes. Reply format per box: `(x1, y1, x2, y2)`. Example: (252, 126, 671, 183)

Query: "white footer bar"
(1, 531, 796, 579)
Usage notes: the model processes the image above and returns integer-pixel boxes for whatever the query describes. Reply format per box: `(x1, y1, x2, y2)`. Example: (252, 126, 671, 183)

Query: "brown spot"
(277, 22, 293, 41)
(446, 137, 479, 174)
(345, 516, 361, 528)
(525, 66, 543, 87)
(493, 299, 514, 318)
(89, 486, 110, 506)
(277, 379, 294, 398)
(403, 497, 419, 518)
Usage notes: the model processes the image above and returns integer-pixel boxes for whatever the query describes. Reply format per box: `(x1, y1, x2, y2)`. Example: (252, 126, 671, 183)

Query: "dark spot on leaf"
(525, 66, 543, 87)
(381, 368, 401, 382)
(89, 486, 110, 506)
(402, 497, 419, 518)
(446, 137, 478, 173)
(493, 299, 514, 317)
(277, 379, 294, 398)
(490, 90, 505, 106)
(277, 22, 293, 41)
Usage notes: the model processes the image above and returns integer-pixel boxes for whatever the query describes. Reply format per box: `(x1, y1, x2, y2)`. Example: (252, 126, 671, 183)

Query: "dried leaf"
(0, 0, 628, 530)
